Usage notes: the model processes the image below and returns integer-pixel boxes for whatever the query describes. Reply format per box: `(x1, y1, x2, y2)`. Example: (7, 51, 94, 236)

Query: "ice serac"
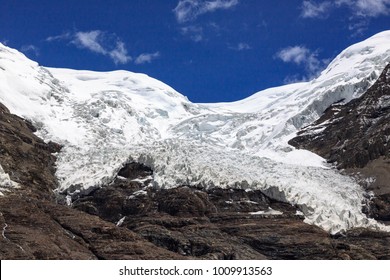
(1, 31, 390, 234)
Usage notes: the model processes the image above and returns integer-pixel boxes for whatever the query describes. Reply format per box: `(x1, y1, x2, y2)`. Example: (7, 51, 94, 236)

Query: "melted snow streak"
(1, 31, 390, 233)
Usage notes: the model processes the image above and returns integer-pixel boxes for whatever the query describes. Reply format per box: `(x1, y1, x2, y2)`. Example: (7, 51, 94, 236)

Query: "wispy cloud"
(20, 44, 40, 56)
(301, 1, 332, 18)
(180, 25, 204, 42)
(135, 52, 160, 64)
(174, 0, 239, 23)
(347, 18, 370, 36)
(336, 0, 390, 17)
(108, 41, 131, 65)
(73, 31, 107, 54)
(73, 31, 131, 64)
(301, 0, 390, 18)
(46, 30, 131, 65)
(46, 32, 72, 42)
(229, 42, 251, 51)
(337, 0, 390, 34)
(301, 0, 390, 34)
(276, 46, 328, 81)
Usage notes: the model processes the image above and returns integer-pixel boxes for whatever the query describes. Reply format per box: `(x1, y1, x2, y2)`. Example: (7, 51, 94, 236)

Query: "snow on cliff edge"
(1, 31, 390, 233)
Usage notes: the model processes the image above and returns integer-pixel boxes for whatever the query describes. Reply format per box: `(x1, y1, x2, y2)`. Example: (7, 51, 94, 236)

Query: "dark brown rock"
(156, 187, 216, 217)
(0, 103, 58, 199)
(117, 162, 153, 180)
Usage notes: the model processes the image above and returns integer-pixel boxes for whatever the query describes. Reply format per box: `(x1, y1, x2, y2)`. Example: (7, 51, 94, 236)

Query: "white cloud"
(46, 32, 72, 42)
(229, 42, 251, 51)
(20, 45, 39, 56)
(301, 1, 332, 18)
(337, 0, 390, 17)
(301, 0, 390, 18)
(109, 41, 132, 65)
(203, 0, 239, 11)
(347, 18, 370, 36)
(301, 0, 390, 19)
(73, 31, 107, 54)
(180, 25, 204, 42)
(336, 0, 390, 34)
(174, 0, 239, 23)
(300, 0, 390, 34)
(46, 30, 131, 65)
(135, 52, 160, 64)
(277, 46, 312, 64)
(276, 46, 328, 79)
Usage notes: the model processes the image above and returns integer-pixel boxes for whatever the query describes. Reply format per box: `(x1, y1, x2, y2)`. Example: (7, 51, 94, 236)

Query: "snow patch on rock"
(0, 164, 19, 196)
(250, 208, 283, 215)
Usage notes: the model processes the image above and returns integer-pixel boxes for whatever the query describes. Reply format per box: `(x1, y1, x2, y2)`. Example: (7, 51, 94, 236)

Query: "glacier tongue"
(129, 139, 383, 234)
(1, 31, 390, 234)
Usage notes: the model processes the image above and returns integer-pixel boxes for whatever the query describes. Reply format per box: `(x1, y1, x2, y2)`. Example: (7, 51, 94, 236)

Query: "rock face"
(1, 88, 390, 259)
(289, 64, 390, 223)
(0, 103, 184, 260)
(289, 64, 390, 170)
(0, 103, 59, 200)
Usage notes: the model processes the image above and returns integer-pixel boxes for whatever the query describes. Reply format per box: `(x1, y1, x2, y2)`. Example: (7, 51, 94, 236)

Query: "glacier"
(1, 31, 390, 233)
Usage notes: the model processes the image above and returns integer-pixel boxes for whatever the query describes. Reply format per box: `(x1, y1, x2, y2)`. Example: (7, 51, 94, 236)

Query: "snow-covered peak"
(48, 68, 189, 104)
(1, 32, 390, 234)
(0, 43, 57, 116)
(47, 68, 198, 140)
(321, 31, 390, 85)
(195, 31, 390, 163)
(210, 31, 390, 114)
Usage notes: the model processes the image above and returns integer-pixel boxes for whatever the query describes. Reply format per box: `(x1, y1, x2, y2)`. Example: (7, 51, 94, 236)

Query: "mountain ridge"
(1, 31, 390, 234)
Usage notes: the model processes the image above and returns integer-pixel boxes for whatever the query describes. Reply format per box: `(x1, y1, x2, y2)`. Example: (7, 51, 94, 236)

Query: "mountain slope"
(1, 31, 390, 234)
(290, 63, 390, 222)
(1, 104, 390, 260)
(290, 63, 390, 170)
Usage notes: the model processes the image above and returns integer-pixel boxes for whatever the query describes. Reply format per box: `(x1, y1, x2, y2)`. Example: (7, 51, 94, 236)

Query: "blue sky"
(1, 0, 389, 102)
